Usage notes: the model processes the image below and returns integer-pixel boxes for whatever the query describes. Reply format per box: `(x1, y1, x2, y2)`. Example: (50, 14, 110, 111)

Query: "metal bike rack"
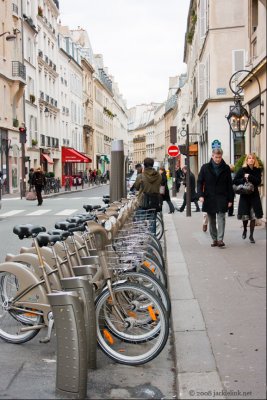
(47, 291, 88, 399)
(61, 276, 97, 370)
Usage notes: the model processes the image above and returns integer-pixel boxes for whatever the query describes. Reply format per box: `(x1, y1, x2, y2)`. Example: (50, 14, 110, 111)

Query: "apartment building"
(0, 0, 25, 194)
(154, 103, 166, 164)
(36, 0, 60, 176)
(184, 0, 247, 166)
(239, 0, 266, 218)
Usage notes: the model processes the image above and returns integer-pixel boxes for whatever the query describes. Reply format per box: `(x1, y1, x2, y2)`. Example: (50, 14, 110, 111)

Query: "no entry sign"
(168, 145, 180, 157)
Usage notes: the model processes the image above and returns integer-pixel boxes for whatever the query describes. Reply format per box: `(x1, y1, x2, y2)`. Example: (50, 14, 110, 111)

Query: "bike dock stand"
(61, 276, 97, 370)
(47, 291, 88, 399)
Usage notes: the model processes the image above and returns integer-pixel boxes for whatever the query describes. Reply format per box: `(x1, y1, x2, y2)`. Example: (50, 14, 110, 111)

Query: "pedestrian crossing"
(0, 209, 79, 218)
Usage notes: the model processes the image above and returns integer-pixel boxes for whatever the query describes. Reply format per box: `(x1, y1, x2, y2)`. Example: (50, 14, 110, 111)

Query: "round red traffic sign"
(167, 145, 180, 157)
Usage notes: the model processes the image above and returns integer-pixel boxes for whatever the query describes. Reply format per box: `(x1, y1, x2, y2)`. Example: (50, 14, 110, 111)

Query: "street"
(0, 186, 176, 399)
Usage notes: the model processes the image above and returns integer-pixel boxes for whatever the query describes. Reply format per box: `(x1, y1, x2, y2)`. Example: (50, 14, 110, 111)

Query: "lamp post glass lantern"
(226, 69, 262, 138)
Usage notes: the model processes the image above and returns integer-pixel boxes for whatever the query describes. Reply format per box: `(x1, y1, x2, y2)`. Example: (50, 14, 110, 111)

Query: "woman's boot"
(242, 220, 248, 239)
(249, 220, 256, 243)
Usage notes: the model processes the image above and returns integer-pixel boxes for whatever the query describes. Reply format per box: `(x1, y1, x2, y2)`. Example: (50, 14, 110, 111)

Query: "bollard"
(47, 291, 87, 399)
(110, 140, 125, 202)
(60, 276, 97, 370)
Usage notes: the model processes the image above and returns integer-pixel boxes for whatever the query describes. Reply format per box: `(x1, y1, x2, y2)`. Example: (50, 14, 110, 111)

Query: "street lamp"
(0, 31, 16, 41)
(44, 107, 50, 117)
(226, 69, 262, 138)
(180, 118, 191, 217)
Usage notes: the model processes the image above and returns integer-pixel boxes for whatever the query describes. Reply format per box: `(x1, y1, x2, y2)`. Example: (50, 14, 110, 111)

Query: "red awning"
(42, 153, 54, 164)
(62, 147, 92, 163)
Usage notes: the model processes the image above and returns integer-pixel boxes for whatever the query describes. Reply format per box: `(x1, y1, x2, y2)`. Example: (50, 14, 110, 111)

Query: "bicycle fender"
(5, 253, 61, 291)
(0, 261, 50, 324)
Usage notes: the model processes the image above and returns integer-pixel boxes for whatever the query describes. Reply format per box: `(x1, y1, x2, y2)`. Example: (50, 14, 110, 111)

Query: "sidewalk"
(1, 183, 108, 199)
(164, 195, 266, 400)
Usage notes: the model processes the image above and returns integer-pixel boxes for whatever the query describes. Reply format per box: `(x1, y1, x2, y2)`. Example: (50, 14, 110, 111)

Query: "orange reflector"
(148, 305, 157, 321)
(151, 267, 155, 273)
(103, 329, 114, 345)
(143, 261, 151, 268)
(107, 296, 113, 305)
(127, 311, 137, 318)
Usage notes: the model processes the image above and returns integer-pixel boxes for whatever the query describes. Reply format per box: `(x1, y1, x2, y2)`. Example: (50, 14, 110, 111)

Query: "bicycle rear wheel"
(0, 272, 42, 344)
(95, 282, 169, 365)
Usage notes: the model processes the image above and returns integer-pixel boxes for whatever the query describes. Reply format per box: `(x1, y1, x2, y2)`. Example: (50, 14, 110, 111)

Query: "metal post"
(110, 140, 125, 201)
(186, 124, 191, 217)
(171, 157, 177, 197)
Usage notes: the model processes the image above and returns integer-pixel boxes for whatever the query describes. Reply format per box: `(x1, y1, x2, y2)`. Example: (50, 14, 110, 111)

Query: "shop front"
(61, 146, 92, 186)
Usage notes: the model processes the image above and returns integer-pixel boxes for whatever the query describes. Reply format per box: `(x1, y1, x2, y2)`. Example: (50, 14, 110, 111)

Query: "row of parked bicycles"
(0, 194, 169, 367)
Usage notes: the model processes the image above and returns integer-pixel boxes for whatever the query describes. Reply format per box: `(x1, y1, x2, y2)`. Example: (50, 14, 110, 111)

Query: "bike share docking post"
(47, 291, 88, 399)
(34, 237, 88, 398)
(60, 276, 97, 370)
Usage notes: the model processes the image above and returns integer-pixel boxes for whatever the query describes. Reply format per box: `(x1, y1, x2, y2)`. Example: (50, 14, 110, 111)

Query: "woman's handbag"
(159, 185, 165, 195)
(233, 182, 254, 195)
(26, 189, 37, 201)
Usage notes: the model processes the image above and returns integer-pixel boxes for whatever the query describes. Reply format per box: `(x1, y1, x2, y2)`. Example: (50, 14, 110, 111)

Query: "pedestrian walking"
(28, 168, 34, 191)
(32, 166, 46, 206)
(197, 148, 234, 248)
(233, 153, 263, 243)
(178, 166, 200, 212)
(175, 167, 184, 193)
(159, 167, 175, 213)
(133, 157, 162, 233)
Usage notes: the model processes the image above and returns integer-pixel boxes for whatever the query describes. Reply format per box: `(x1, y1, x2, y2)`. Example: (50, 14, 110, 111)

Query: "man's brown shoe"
(211, 240, 218, 247)
(203, 224, 207, 232)
(217, 240, 225, 247)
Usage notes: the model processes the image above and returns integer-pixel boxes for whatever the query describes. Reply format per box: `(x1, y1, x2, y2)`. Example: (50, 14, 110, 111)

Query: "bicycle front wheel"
(0, 272, 42, 344)
(95, 282, 169, 365)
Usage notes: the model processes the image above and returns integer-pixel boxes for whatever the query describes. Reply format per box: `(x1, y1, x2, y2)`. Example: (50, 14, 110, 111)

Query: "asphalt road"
(0, 187, 176, 399)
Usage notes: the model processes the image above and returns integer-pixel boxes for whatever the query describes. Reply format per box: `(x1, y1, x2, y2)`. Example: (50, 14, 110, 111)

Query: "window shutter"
(199, 63, 205, 105)
(233, 49, 245, 73)
(200, 0, 207, 39)
(232, 49, 245, 91)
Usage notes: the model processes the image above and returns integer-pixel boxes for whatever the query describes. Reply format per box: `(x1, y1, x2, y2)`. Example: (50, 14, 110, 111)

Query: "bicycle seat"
(68, 224, 87, 233)
(83, 204, 94, 212)
(54, 221, 77, 231)
(47, 229, 70, 239)
(36, 233, 63, 247)
(13, 224, 46, 239)
(66, 216, 86, 224)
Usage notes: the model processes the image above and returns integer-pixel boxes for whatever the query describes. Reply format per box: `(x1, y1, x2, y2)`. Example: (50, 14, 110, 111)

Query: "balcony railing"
(12, 61, 26, 80)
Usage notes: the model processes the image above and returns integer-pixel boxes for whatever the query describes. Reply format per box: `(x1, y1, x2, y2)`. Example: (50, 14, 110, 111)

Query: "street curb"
(163, 214, 226, 400)
(43, 183, 109, 199)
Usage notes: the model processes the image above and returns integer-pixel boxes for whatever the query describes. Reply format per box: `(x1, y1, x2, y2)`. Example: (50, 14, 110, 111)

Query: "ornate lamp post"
(226, 69, 262, 138)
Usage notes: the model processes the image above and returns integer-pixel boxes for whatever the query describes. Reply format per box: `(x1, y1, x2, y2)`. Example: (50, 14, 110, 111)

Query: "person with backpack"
(32, 166, 46, 206)
(133, 158, 162, 233)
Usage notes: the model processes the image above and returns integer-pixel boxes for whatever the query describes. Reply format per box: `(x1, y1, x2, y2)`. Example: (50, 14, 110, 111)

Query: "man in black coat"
(197, 148, 234, 247)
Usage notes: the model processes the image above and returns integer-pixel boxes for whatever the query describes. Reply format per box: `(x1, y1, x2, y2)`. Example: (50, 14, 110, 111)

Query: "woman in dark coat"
(159, 167, 175, 213)
(233, 153, 263, 243)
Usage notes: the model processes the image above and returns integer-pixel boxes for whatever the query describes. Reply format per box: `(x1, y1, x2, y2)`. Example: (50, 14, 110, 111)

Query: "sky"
(59, 0, 190, 108)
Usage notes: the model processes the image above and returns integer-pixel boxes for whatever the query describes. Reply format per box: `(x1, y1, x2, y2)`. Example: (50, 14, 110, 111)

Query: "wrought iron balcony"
(12, 61, 26, 80)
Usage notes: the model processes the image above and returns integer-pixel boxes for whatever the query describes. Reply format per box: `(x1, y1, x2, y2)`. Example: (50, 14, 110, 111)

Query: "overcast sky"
(59, 0, 190, 108)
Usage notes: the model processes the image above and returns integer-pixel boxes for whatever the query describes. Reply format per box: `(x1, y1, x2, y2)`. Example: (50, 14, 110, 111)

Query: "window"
(251, 0, 258, 32)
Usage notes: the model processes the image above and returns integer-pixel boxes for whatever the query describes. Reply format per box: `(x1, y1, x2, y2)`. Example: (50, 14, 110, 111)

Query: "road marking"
(0, 210, 25, 217)
(55, 209, 78, 216)
(26, 209, 51, 216)
(2, 198, 21, 201)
